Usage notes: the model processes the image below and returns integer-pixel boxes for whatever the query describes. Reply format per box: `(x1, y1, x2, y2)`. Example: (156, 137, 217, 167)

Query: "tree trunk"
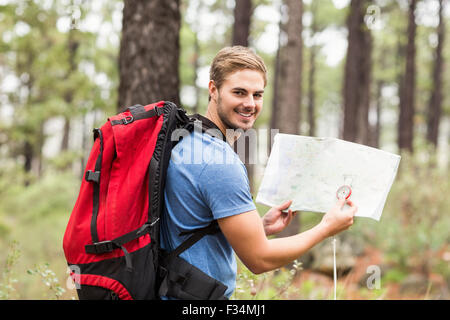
(269, 3, 285, 142)
(118, 0, 181, 112)
(61, 118, 71, 152)
(358, 29, 372, 145)
(232, 0, 252, 47)
(80, 113, 87, 180)
(370, 79, 383, 148)
(21, 60, 44, 180)
(23, 140, 33, 186)
(190, 0, 202, 114)
(61, 23, 79, 153)
(273, 0, 303, 135)
(307, 0, 319, 137)
(307, 41, 317, 137)
(342, 0, 373, 144)
(272, 0, 303, 240)
(193, 30, 201, 114)
(426, 0, 445, 147)
(398, 0, 417, 153)
(370, 43, 390, 149)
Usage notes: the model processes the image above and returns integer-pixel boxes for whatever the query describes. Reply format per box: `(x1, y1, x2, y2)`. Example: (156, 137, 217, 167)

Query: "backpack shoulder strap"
(169, 113, 227, 256)
(158, 110, 230, 300)
(185, 113, 227, 143)
(165, 221, 220, 261)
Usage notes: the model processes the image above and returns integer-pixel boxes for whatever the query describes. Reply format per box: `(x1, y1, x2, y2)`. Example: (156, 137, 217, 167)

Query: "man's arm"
(261, 199, 297, 236)
(217, 198, 357, 274)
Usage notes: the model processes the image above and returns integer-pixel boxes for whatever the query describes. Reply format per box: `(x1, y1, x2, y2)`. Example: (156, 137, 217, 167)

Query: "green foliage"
(306, 0, 347, 31)
(0, 170, 79, 299)
(386, 154, 447, 258)
(0, 171, 78, 223)
(350, 151, 450, 281)
(233, 259, 303, 300)
(47, 150, 83, 172)
(383, 268, 408, 284)
(27, 263, 66, 300)
(0, 241, 21, 300)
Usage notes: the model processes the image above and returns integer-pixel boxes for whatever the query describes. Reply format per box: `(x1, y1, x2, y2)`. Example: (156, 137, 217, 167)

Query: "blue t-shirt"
(160, 129, 256, 298)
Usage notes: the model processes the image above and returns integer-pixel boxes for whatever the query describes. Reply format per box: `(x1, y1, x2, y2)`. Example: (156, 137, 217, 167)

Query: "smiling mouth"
(236, 111, 254, 118)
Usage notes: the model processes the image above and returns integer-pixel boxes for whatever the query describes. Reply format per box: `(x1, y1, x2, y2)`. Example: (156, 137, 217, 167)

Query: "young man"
(160, 46, 357, 299)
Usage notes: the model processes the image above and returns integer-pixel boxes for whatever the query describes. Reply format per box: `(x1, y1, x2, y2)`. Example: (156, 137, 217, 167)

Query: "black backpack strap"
(166, 220, 220, 260)
(85, 221, 156, 272)
(184, 113, 227, 143)
(85, 128, 103, 244)
(110, 104, 163, 126)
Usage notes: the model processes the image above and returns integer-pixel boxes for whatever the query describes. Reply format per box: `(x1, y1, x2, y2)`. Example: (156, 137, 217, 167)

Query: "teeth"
(237, 112, 252, 117)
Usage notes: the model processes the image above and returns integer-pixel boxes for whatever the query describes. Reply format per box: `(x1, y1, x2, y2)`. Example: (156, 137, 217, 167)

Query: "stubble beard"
(216, 93, 254, 133)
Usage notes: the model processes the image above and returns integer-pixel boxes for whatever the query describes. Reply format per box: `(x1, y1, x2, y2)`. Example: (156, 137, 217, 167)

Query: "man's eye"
(254, 93, 262, 98)
(234, 91, 244, 95)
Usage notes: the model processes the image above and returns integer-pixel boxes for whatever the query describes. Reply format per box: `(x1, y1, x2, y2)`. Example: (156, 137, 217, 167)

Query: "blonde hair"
(209, 46, 267, 100)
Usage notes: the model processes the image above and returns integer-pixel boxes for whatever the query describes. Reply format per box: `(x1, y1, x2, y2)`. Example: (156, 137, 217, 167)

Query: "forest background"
(0, 0, 449, 300)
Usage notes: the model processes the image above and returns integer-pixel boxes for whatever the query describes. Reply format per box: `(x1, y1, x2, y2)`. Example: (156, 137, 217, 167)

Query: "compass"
(336, 185, 352, 200)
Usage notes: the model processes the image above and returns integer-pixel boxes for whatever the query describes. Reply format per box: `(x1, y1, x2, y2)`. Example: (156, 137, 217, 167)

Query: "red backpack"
(63, 101, 227, 300)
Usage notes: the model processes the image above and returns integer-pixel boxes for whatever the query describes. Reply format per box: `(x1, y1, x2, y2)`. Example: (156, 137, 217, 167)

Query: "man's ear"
(208, 80, 217, 102)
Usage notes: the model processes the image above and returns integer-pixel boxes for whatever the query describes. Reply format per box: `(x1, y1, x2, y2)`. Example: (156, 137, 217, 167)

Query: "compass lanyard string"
(333, 236, 337, 300)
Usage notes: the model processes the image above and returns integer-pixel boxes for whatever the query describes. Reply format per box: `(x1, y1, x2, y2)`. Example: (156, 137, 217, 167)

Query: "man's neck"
(205, 105, 241, 145)
(205, 107, 226, 136)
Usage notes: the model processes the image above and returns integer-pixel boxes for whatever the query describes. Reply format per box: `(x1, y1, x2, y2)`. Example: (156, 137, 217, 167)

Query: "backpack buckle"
(85, 170, 100, 183)
(122, 115, 134, 125)
(85, 240, 116, 254)
(92, 128, 101, 142)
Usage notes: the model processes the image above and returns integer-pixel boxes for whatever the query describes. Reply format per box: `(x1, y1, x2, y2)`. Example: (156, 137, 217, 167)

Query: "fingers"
(337, 198, 357, 209)
(335, 198, 358, 219)
(284, 209, 293, 223)
(345, 200, 358, 216)
(286, 209, 299, 225)
(337, 198, 346, 208)
(278, 199, 293, 211)
(291, 209, 300, 218)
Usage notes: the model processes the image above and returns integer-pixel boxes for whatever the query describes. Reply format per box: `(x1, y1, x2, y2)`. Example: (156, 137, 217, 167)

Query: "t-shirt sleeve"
(198, 161, 256, 220)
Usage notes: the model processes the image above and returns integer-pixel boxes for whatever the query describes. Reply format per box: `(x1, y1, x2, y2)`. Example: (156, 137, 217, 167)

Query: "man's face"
(210, 69, 265, 132)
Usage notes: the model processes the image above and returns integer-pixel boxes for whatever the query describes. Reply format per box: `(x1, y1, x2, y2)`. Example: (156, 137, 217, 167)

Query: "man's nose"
(243, 94, 256, 108)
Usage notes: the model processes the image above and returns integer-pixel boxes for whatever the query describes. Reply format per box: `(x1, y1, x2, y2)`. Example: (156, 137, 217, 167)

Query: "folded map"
(255, 134, 401, 221)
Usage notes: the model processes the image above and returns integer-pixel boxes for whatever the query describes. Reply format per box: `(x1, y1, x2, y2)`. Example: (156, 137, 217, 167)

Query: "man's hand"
(262, 200, 298, 236)
(318, 198, 357, 238)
